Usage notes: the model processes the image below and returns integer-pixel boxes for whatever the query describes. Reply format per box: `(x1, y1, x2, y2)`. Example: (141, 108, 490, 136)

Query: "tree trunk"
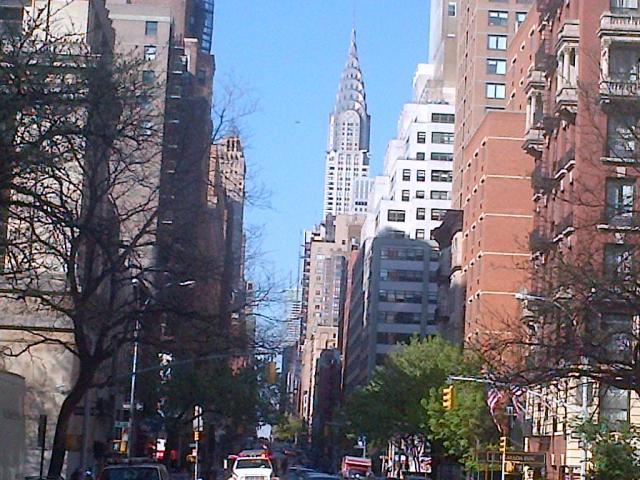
(47, 371, 92, 478)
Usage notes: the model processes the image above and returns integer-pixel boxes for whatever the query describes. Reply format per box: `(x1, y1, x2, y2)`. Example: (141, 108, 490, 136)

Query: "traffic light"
(194, 431, 201, 441)
(499, 436, 508, 454)
(442, 385, 455, 410)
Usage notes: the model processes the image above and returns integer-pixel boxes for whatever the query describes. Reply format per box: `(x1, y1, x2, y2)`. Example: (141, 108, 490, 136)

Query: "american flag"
(487, 387, 504, 415)
(509, 384, 526, 417)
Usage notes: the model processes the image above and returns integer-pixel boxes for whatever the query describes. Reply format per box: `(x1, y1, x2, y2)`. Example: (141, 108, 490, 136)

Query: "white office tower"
(323, 29, 371, 217)
(362, 64, 454, 242)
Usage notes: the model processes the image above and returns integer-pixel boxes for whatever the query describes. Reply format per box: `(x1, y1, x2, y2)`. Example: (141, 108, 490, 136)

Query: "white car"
(229, 451, 275, 480)
(101, 461, 170, 480)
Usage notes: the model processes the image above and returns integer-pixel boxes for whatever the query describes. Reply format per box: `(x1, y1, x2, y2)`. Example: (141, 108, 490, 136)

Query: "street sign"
(115, 421, 129, 429)
(480, 451, 546, 466)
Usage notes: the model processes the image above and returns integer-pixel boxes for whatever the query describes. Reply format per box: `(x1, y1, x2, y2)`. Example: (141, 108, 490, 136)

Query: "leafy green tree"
(345, 337, 497, 469)
(273, 414, 305, 443)
(424, 381, 497, 469)
(578, 422, 640, 480)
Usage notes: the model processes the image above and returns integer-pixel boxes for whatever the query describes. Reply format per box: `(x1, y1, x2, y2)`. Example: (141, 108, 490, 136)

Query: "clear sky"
(213, 1, 431, 287)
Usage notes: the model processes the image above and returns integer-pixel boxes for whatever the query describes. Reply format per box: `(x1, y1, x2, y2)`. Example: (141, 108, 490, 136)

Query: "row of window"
(420, 132, 455, 144)
(380, 268, 424, 282)
(379, 289, 423, 304)
(376, 332, 415, 346)
(401, 169, 453, 182)
(413, 152, 452, 161)
(400, 190, 451, 201)
(387, 208, 449, 222)
(379, 311, 422, 325)
(380, 247, 425, 261)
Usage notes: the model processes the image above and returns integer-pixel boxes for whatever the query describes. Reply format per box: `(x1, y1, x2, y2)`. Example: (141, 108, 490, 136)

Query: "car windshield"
(236, 459, 271, 469)
(102, 467, 160, 480)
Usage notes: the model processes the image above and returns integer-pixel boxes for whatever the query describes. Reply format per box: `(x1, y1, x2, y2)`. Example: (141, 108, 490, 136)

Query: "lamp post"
(127, 278, 195, 458)
(516, 293, 591, 480)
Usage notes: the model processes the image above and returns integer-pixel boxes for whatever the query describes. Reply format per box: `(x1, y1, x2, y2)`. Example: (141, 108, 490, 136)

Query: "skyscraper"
(323, 29, 370, 217)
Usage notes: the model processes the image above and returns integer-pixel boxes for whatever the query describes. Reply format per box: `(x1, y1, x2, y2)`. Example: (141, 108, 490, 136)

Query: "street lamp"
(515, 292, 590, 480)
(127, 278, 196, 457)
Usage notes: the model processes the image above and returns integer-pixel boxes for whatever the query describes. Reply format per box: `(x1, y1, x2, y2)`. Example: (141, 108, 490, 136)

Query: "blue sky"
(213, 1, 431, 287)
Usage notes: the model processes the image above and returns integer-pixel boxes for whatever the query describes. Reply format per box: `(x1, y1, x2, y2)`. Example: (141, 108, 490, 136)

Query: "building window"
(416, 229, 425, 239)
(401, 190, 410, 202)
(516, 11, 527, 29)
(487, 58, 507, 75)
(604, 244, 633, 278)
(431, 170, 453, 182)
(611, 0, 639, 13)
(387, 210, 406, 222)
(376, 332, 414, 345)
(486, 83, 506, 99)
(416, 152, 426, 160)
(432, 113, 455, 124)
(379, 311, 422, 324)
(380, 269, 424, 282)
(379, 289, 423, 304)
(447, 1, 456, 16)
(431, 209, 448, 220)
(402, 169, 411, 181)
(144, 45, 157, 61)
(416, 208, 426, 220)
(142, 70, 155, 85)
(488, 10, 508, 26)
(416, 190, 426, 199)
(417, 132, 427, 143)
(417, 170, 426, 182)
(488, 34, 508, 50)
(145, 20, 158, 36)
(432, 132, 454, 144)
(605, 178, 635, 223)
(431, 152, 453, 161)
(607, 115, 638, 159)
(431, 190, 451, 200)
(380, 247, 424, 261)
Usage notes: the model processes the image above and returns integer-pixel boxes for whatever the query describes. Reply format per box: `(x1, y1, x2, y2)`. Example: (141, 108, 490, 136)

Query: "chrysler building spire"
(323, 29, 371, 217)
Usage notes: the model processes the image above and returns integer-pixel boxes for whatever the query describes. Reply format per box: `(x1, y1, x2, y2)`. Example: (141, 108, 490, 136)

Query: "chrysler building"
(322, 29, 370, 216)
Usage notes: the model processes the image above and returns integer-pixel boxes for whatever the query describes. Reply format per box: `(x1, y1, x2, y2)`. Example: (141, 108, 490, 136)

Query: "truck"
(0, 370, 25, 480)
(226, 449, 276, 480)
(341, 456, 372, 479)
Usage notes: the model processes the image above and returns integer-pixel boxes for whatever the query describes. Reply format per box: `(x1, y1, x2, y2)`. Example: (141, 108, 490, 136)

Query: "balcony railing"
(600, 79, 640, 101)
(535, 42, 557, 74)
(553, 212, 574, 238)
(600, 211, 640, 229)
(529, 229, 553, 253)
(531, 165, 555, 193)
(537, 0, 563, 18)
(600, 11, 640, 37)
(555, 146, 576, 174)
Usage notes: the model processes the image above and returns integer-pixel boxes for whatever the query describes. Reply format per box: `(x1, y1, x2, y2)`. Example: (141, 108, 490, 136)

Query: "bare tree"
(0, 7, 167, 474)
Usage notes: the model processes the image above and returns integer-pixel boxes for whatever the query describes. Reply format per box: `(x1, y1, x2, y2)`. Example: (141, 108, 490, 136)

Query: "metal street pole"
(579, 363, 589, 480)
(127, 316, 140, 458)
(500, 447, 506, 480)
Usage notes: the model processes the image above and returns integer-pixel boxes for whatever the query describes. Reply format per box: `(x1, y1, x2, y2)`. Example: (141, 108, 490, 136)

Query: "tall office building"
(322, 29, 370, 217)
(342, 65, 453, 395)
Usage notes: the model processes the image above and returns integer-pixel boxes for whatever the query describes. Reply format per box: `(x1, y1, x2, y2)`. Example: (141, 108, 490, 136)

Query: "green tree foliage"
(272, 414, 305, 443)
(424, 381, 497, 469)
(579, 422, 640, 480)
(345, 336, 497, 466)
